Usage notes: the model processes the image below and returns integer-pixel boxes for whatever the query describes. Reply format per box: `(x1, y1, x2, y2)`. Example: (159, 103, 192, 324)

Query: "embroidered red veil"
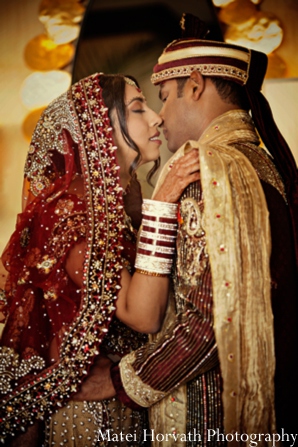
(0, 73, 127, 440)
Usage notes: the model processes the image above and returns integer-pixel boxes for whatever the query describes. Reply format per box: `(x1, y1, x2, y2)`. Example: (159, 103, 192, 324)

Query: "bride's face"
(112, 83, 163, 169)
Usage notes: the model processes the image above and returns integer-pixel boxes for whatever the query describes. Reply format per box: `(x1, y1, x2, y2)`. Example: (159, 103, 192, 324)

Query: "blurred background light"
(24, 34, 75, 70)
(224, 11, 283, 54)
(20, 70, 71, 110)
(38, 0, 85, 44)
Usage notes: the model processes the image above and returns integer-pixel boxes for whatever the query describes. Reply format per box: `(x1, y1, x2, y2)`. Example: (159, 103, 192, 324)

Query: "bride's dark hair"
(100, 74, 160, 185)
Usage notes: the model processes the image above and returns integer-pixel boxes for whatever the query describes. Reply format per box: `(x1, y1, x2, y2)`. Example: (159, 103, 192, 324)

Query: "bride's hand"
(73, 355, 116, 401)
(153, 148, 200, 203)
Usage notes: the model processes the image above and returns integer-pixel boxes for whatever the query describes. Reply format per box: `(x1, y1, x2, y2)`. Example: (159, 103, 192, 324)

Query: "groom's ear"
(189, 70, 205, 100)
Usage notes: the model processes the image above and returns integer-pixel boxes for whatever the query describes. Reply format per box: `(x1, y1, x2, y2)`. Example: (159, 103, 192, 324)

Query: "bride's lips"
(149, 131, 162, 144)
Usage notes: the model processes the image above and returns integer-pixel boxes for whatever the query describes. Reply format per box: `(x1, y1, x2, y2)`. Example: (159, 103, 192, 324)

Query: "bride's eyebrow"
(126, 96, 146, 106)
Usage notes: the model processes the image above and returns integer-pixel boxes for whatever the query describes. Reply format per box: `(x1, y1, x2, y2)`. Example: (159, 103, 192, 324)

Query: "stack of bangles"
(135, 199, 178, 277)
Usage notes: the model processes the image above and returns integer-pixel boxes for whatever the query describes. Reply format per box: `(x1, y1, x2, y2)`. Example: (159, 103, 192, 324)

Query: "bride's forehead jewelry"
(124, 76, 142, 93)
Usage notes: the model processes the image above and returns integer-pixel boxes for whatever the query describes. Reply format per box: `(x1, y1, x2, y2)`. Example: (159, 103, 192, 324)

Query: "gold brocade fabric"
(120, 350, 166, 407)
(45, 399, 147, 446)
(151, 109, 277, 443)
(149, 385, 187, 447)
(148, 295, 188, 447)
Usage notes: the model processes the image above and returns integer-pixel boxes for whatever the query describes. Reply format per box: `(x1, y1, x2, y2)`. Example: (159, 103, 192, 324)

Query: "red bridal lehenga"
(0, 73, 149, 446)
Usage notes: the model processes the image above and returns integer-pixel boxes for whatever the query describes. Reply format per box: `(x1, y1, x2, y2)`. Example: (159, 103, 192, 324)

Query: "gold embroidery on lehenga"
(49, 213, 87, 258)
(24, 93, 80, 182)
(0, 346, 45, 394)
(20, 227, 31, 248)
(54, 198, 75, 215)
(36, 255, 57, 274)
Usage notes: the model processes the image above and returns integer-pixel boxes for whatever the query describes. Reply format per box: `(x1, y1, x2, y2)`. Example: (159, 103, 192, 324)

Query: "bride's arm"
(115, 267, 170, 333)
(65, 148, 200, 333)
(64, 237, 169, 334)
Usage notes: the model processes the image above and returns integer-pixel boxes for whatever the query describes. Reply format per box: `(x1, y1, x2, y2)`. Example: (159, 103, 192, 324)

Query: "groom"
(77, 13, 298, 444)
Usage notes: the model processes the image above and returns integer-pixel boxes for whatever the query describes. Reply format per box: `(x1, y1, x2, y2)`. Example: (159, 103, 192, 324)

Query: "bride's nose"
(151, 110, 162, 127)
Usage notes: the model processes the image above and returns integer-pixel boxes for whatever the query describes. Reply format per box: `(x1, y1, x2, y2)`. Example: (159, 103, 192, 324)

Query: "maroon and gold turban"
(151, 13, 298, 265)
(151, 38, 266, 91)
(151, 12, 267, 91)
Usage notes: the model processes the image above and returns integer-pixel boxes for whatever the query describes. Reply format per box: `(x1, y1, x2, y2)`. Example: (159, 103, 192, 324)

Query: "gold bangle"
(135, 268, 168, 277)
(142, 199, 178, 218)
(142, 219, 178, 230)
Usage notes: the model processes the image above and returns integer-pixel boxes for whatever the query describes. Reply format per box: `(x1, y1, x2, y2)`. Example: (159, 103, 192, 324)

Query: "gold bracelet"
(135, 268, 168, 277)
